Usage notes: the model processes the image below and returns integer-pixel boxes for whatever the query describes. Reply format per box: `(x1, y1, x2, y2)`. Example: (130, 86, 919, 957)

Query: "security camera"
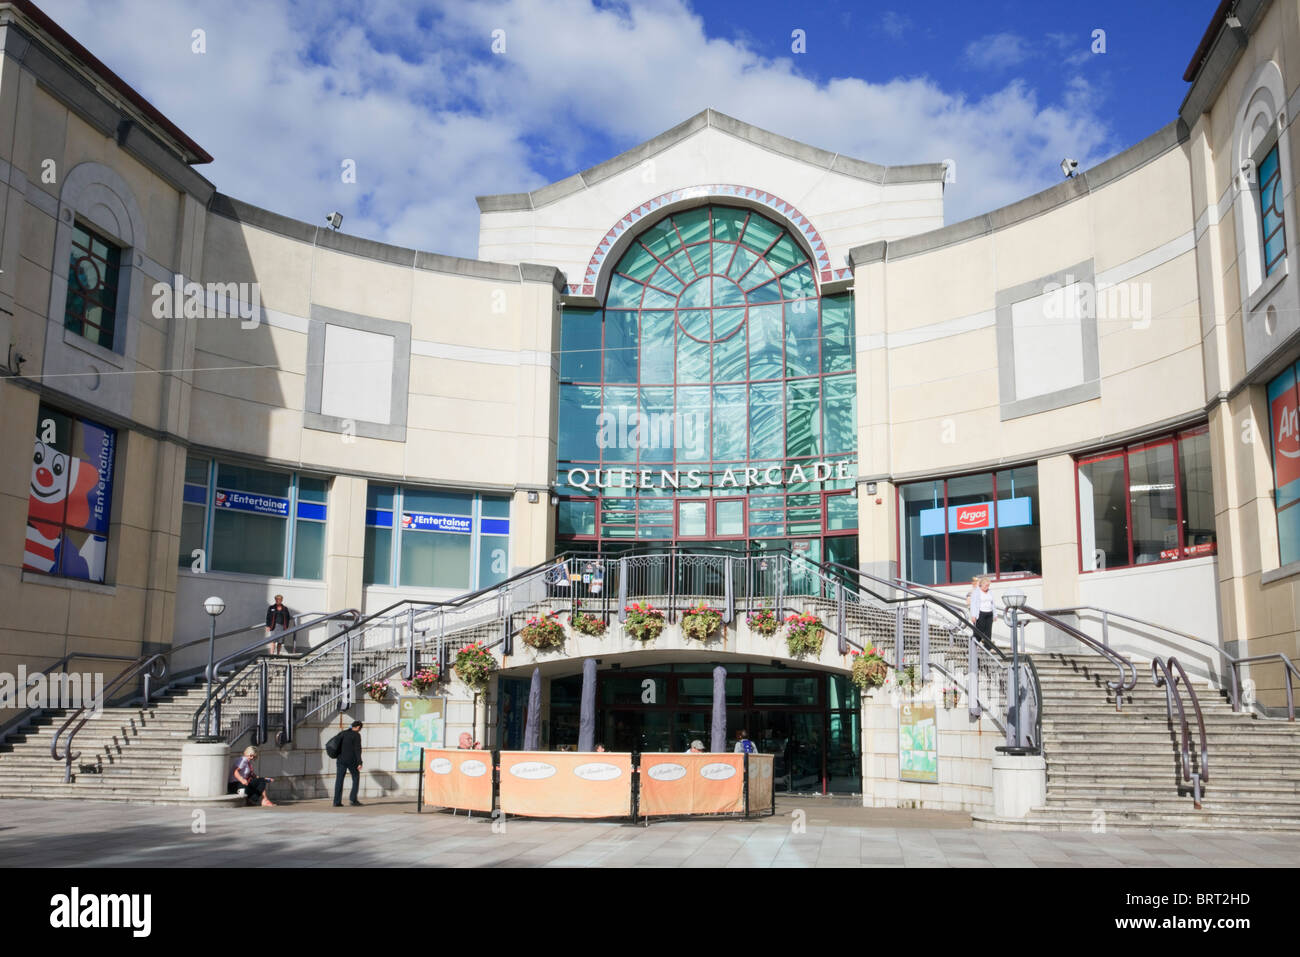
(325, 212, 343, 230)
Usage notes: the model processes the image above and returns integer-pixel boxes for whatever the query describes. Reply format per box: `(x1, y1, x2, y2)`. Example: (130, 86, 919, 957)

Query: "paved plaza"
(1, 797, 1297, 867)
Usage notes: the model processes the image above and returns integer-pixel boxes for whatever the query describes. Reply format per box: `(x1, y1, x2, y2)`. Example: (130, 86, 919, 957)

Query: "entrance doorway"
(544, 663, 862, 794)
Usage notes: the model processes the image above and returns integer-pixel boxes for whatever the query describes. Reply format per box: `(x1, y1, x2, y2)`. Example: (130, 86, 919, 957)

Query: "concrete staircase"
(0, 686, 213, 804)
(0, 621, 499, 804)
(985, 652, 1300, 831)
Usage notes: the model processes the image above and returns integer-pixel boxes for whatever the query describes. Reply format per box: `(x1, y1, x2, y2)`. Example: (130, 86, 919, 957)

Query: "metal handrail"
(1016, 605, 1137, 711)
(0, 652, 141, 743)
(207, 609, 361, 682)
(1047, 604, 1299, 719)
(196, 552, 576, 745)
(1151, 657, 1209, 808)
(50, 652, 167, 782)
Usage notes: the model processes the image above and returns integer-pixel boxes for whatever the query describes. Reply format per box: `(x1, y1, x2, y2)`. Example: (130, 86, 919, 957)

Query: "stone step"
(1043, 783, 1300, 802)
(1041, 798, 1300, 818)
(976, 809, 1300, 831)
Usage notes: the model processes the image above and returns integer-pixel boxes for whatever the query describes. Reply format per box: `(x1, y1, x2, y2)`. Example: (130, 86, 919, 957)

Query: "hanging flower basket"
(362, 678, 391, 703)
(520, 612, 565, 650)
(624, 602, 665, 642)
(454, 642, 496, 690)
(784, 613, 825, 658)
(401, 666, 441, 694)
(569, 600, 608, 637)
(681, 602, 723, 641)
(849, 647, 889, 691)
(746, 606, 780, 637)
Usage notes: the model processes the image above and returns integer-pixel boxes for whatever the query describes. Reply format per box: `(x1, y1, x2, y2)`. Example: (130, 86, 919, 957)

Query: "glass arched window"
(556, 204, 856, 554)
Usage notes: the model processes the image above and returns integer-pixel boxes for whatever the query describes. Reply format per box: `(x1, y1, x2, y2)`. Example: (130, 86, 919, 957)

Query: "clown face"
(29, 440, 70, 524)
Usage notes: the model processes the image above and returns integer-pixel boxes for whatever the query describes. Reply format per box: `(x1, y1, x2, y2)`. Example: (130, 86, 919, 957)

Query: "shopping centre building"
(0, 0, 1298, 802)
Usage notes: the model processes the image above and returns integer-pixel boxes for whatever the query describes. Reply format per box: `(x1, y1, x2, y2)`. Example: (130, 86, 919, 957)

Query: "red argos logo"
(1272, 394, 1300, 490)
(955, 505, 990, 530)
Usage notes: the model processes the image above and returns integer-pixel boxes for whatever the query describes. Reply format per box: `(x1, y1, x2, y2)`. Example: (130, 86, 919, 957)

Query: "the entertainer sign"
(214, 489, 290, 517)
(400, 512, 472, 534)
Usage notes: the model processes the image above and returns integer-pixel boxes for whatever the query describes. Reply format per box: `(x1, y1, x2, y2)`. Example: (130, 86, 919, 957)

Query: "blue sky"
(40, 0, 1215, 259)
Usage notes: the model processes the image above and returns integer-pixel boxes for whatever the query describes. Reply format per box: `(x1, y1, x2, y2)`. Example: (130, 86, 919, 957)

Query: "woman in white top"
(967, 576, 996, 650)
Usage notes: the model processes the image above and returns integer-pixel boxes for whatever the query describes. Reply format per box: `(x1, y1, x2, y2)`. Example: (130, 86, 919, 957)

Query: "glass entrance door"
(751, 711, 824, 793)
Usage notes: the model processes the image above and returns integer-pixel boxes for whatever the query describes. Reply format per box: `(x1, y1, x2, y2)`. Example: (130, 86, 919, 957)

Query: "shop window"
(24, 405, 116, 583)
(1269, 364, 1300, 565)
(1078, 426, 1215, 571)
(64, 223, 122, 350)
(178, 454, 210, 568)
(183, 462, 330, 579)
(899, 466, 1040, 586)
(363, 485, 512, 589)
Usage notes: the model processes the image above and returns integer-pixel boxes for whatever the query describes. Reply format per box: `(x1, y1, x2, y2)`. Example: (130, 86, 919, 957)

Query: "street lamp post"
(1002, 592, 1028, 751)
(202, 595, 226, 739)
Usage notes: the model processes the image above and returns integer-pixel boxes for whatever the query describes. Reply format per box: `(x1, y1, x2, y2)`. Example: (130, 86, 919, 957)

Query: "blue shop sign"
(919, 496, 1032, 537)
(214, 488, 290, 518)
(401, 512, 472, 534)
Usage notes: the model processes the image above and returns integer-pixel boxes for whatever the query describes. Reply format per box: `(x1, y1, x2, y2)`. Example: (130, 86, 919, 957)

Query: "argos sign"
(1269, 369, 1300, 501)
(953, 503, 991, 531)
(919, 496, 1032, 536)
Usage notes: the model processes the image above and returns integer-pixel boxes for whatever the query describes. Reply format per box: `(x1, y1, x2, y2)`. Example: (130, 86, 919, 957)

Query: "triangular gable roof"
(477, 108, 947, 213)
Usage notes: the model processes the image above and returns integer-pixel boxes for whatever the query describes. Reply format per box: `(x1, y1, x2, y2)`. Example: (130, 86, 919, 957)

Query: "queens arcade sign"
(565, 460, 855, 494)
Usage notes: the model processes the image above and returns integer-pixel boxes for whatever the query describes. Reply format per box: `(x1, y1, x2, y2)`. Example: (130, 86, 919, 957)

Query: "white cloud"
(36, 0, 1120, 262)
(963, 32, 1033, 71)
(879, 11, 911, 40)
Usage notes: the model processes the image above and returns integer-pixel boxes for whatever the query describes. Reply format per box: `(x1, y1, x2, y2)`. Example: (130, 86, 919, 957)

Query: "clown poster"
(25, 406, 116, 582)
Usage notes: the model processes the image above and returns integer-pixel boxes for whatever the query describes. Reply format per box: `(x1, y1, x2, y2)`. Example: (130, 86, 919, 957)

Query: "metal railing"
(1047, 604, 1299, 720)
(0, 652, 143, 745)
(193, 553, 578, 747)
(1151, 656, 1209, 808)
(1016, 606, 1137, 711)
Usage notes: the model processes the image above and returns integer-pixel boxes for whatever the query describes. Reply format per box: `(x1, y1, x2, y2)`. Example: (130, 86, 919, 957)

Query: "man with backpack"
(327, 720, 364, 807)
(733, 729, 758, 755)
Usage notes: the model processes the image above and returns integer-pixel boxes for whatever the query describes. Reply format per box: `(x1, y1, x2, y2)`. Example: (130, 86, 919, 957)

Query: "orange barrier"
(498, 751, 633, 819)
(421, 748, 493, 812)
(640, 752, 752, 816)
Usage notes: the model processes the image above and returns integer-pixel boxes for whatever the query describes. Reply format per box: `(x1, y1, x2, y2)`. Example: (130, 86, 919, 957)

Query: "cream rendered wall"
(0, 52, 204, 714)
(1184, 0, 1300, 708)
(882, 144, 1201, 481)
(478, 124, 944, 278)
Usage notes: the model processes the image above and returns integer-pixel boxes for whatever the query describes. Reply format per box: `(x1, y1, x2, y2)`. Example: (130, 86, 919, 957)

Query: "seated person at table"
(684, 739, 705, 754)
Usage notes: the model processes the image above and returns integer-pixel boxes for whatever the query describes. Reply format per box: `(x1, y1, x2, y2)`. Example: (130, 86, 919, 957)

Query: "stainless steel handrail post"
(342, 635, 353, 711)
(282, 663, 294, 745)
(919, 604, 929, 687)
(256, 659, 268, 746)
(837, 583, 847, 655)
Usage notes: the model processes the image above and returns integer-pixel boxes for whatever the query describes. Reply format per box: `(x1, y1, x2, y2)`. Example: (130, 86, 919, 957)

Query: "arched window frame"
(1233, 60, 1293, 309)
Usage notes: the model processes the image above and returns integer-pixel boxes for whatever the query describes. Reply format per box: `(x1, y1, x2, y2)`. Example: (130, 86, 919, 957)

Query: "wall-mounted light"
(866, 482, 878, 496)
(325, 211, 343, 230)
(550, 494, 559, 506)
(527, 491, 539, 503)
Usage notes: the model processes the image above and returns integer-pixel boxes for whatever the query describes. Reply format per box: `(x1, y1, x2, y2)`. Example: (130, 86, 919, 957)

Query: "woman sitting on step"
(228, 746, 276, 807)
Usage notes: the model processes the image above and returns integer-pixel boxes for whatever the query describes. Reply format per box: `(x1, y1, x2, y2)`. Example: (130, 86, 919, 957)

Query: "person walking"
(331, 720, 364, 807)
(967, 576, 997, 651)
(266, 594, 293, 654)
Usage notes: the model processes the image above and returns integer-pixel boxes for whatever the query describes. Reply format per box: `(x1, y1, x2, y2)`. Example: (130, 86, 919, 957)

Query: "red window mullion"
(992, 470, 1001, 580)
(1123, 451, 1135, 568)
(1172, 436, 1185, 559)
